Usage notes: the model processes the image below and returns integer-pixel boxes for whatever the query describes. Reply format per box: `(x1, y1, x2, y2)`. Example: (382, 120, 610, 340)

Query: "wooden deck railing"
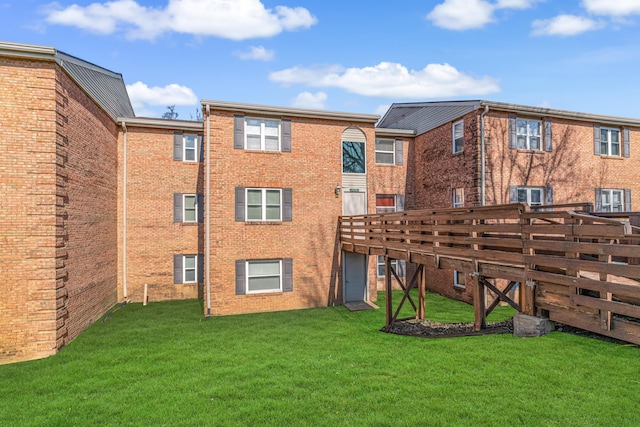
(339, 203, 640, 344)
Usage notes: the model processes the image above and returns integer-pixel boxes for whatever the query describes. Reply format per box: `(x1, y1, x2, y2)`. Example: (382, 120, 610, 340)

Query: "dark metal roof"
(377, 100, 481, 135)
(55, 51, 135, 120)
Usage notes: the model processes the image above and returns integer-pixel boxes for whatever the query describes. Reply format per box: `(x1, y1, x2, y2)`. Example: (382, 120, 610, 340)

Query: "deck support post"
(385, 256, 393, 327)
(417, 264, 426, 320)
(472, 270, 486, 331)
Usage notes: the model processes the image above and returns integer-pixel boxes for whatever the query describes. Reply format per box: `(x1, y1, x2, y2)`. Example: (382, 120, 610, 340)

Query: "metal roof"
(378, 100, 640, 135)
(0, 41, 135, 121)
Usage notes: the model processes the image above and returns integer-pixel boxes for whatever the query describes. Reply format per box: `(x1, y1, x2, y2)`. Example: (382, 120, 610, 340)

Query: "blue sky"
(2, 0, 640, 120)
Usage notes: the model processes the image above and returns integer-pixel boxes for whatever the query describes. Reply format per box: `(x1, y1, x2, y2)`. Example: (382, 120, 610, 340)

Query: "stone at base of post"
(513, 313, 555, 337)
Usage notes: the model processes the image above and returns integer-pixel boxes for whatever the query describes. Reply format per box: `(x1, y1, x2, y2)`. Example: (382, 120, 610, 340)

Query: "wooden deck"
(339, 203, 640, 344)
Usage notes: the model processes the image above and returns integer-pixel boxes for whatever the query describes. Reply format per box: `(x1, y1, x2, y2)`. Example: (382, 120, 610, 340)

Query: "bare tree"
(162, 105, 178, 120)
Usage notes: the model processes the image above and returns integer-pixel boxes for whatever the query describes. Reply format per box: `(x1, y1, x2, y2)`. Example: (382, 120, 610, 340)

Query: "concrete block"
(513, 313, 555, 338)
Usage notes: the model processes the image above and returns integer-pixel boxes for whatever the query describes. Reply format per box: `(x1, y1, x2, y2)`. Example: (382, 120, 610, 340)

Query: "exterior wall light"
(335, 184, 341, 196)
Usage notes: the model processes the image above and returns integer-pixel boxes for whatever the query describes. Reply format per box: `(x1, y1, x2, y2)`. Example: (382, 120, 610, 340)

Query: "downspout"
(122, 121, 128, 299)
(480, 105, 489, 206)
(205, 104, 211, 317)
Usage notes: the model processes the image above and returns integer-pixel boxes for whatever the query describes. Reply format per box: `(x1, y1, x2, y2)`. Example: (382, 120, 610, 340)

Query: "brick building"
(377, 100, 640, 301)
(2, 42, 640, 364)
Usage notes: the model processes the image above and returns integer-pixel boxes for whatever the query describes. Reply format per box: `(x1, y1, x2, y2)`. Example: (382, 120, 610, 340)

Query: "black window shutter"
(595, 188, 603, 211)
(544, 119, 552, 152)
(234, 115, 244, 149)
(197, 194, 204, 223)
(625, 189, 632, 211)
(509, 186, 517, 203)
(235, 260, 246, 295)
(173, 132, 183, 160)
(197, 134, 204, 162)
(624, 128, 631, 158)
(235, 187, 245, 221)
(546, 187, 553, 205)
(281, 119, 292, 152)
(283, 188, 292, 221)
(174, 193, 183, 222)
(174, 255, 183, 284)
(594, 125, 601, 155)
(396, 194, 405, 211)
(509, 115, 517, 149)
(283, 258, 293, 292)
(395, 139, 404, 165)
(198, 254, 204, 283)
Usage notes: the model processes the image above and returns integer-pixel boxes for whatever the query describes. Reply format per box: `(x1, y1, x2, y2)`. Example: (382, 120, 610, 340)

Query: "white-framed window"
(247, 260, 282, 293)
(599, 127, 621, 156)
(183, 135, 198, 162)
(183, 255, 198, 283)
(516, 187, 544, 207)
(245, 118, 281, 151)
(376, 195, 396, 214)
(599, 189, 624, 212)
(516, 119, 542, 150)
(246, 188, 282, 221)
(376, 256, 405, 278)
(454, 270, 466, 289)
(375, 138, 395, 164)
(183, 194, 198, 222)
(342, 141, 366, 174)
(453, 120, 464, 154)
(453, 188, 464, 208)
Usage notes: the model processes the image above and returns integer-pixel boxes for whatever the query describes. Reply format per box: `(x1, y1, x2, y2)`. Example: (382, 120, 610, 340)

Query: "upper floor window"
(247, 188, 281, 221)
(173, 132, 202, 162)
(246, 118, 280, 151)
(516, 119, 541, 150)
(599, 127, 621, 156)
(183, 194, 197, 222)
(174, 193, 203, 223)
(452, 120, 464, 153)
(342, 141, 366, 174)
(375, 139, 395, 164)
(452, 188, 464, 208)
(510, 186, 549, 207)
(173, 254, 202, 284)
(183, 135, 197, 161)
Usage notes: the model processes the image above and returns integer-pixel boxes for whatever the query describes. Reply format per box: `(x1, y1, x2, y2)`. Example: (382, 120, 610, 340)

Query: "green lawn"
(1, 292, 639, 426)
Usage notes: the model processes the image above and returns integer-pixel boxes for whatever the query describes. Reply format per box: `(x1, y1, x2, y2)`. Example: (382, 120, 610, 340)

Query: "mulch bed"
(381, 318, 513, 338)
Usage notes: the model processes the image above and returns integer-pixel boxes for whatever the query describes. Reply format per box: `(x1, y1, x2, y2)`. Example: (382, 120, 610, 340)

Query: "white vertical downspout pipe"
(205, 104, 211, 316)
(480, 105, 489, 206)
(122, 121, 128, 299)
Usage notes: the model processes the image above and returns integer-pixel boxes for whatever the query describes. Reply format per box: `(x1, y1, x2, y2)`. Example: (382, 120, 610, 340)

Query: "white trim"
(183, 134, 197, 162)
(245, 188, 282, 221)
(183, 255, 198, 284)
(453, 270, 466, 289)
(183, 194, 198, 222)
(599, 189, 624, 212)
(246, 259, 283, 293)
(244, 117, 281, 151)
(374, 138, 395, 165)
(452, 188, 464, 208)
(515, 118, 542, 151)
(452, 120, 464, 154)
(342, 140, 367, 175)
(598, 127, 622, 157)
(516, 186, 544, 207)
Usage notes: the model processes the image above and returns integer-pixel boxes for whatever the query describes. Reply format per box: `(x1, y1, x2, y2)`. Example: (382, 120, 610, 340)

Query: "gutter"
(205, 105, 211, 317)
(121, 121, 128, 299)
(480, 105, 489, 206)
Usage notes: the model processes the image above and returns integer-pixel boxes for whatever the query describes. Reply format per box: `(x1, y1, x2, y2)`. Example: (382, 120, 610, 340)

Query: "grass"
(1, 292, 639, 426)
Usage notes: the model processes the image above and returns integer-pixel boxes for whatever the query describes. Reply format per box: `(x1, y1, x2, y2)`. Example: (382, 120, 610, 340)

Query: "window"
(376, 195, 396, 214)
(246, 188, 281, 221)
(516, 119, 541, 150)
(173, 254, 202, 284)
(453, 188, 464, 208)
(510, 186, 544, 207)
(375, 139, 395, 164)
(247, 260, 282, 293)
(174, 193, 203, 223)
(597, 189, 625, 212)
(453, 120, 464, 153)
(173, 132, 202, 162)
(599, 127, 621, 156)
(342, 141, 366, 174)
(236, 258, 293, 294)
(454, 270, 466, 289)
(245, 118, 280, 151)
(377, 256, 405, 278)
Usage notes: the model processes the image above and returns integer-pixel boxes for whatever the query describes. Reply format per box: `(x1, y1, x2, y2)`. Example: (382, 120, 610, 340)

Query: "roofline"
(480, 101, 640, 127)
(375, 128, 415, 137)
(0, 41, 57, 60)
(118, 117, 203, 131)
(202, 100, 380, 123)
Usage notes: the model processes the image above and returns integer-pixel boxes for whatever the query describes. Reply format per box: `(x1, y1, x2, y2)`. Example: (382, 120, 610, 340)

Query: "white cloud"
(582, 0, 640, 16)
(44, 0, 317, 40)
(234, 46, 275, 61)
(427, 0, 540, 30)
(270, 62, 500, 98)
(532, 14, 602, 36)
(126, 81, 198, 116)
(291, 91, 327, 109)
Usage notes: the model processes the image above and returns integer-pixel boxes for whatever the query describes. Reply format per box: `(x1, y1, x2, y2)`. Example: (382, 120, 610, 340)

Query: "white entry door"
(342, 191, 366, 216)
(342, 191, 367, 302)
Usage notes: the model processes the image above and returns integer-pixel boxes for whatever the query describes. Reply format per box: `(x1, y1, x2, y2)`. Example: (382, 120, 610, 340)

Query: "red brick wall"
(117, 126, 203, 302)
(55, 68, 118, 346)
